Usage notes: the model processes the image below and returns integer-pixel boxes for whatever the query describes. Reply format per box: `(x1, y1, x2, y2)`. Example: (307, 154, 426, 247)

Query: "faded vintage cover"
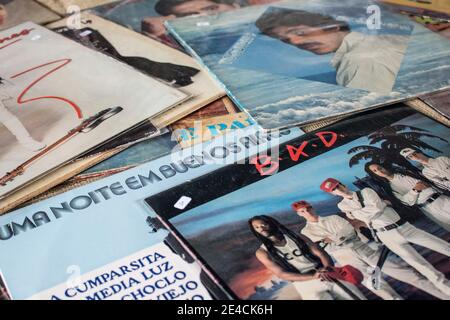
(91, 0, 281, 49)
(0, 121, 163, 214)
(0, 0, 60, 31)
(421, 90, 450, 120)
(381, 0, 450, 16)
(409, 90, 450, 126)
(14, 96, 257, 208)
(146, 104, 450, 300)
(0, 125, 301, 300)
(47, 13, 224, 128)
(0, 22, 188, 198)
(35, 0, 119, 15)
(166, 0, 450, 129)
(170, 96, 254, 148)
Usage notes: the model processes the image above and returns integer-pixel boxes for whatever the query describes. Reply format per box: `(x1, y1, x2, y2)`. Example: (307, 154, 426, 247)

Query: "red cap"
(320, 178, 340, 193)
(291, 200, 311, 211)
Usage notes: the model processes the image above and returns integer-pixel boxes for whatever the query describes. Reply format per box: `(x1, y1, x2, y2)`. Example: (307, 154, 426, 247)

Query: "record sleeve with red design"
(0, 22, 188, 198)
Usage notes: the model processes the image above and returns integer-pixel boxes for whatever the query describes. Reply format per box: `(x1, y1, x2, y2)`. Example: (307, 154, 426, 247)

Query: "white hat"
(400, 148, 416, 158)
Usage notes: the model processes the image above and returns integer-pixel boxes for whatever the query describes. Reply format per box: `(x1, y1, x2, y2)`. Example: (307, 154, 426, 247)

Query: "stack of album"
(0, 0, 449, 301)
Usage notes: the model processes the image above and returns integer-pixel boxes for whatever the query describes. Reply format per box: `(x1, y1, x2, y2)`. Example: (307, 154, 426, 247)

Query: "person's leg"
(333, 247, 402, 300)
(380, 257, 450, 300)
(422, 197, 450, 231)
(400, 223, 450, 257)
(293, 279, 334, 300)
(330, 280, 367, 300)
(0, 100, 46, 151)
(378, 225, 450, 295)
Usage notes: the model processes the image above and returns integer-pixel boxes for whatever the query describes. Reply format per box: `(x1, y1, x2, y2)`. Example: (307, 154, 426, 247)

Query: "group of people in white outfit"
(250, 149, 450, 300)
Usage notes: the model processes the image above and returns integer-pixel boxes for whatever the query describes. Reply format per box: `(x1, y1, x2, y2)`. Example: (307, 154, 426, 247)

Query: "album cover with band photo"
(146, 104, 450, 300)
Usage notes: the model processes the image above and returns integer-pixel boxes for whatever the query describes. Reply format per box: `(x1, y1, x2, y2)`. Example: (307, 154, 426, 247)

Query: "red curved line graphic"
(0, 39, 21, 50)
(11, 58, 83, 119)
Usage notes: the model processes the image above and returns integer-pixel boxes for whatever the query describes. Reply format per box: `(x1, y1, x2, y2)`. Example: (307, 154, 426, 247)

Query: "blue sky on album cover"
(166, 0, 450, 129)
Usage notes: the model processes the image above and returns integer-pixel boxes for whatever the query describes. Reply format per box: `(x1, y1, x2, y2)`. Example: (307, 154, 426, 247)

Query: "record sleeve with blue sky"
(166, 0, 450, 129)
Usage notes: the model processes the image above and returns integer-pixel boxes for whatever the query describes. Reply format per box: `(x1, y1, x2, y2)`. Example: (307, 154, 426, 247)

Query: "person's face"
(0, 5, 7, 25)
(369, 164, 391, 178)
(407, 151, 427, 162)
(270, 24, 344, 55)
(296, 206, 317, 221)
(330, 183, 351, 197)
(172, 0, 238, 17)
(251, 219, 274, 238)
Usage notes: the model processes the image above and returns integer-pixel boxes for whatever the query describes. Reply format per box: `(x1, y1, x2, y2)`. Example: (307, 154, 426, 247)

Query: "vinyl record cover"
(0, 121, 163, 215)
(16, 96, 259, 208)
(146, 105, 450, 300)
(419, 90, 450, 120)
(0, 22, 188, 198)
(165, 0, 450, 129)
(36, 0, 118, 15)
(48, 13, 224, 128)
(0, 0, 60, 31)
(381, 0, 450, 16)
(380, 1, 450, 39)
(91, 0, 281, 49)
(0, 125, 302, 300)
(408, 14, 450, 39)
(170, 96, 254, 148)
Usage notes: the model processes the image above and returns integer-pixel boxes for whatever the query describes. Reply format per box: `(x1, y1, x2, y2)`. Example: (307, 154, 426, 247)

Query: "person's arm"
(389, 182, 420, 206)
(361, 188, 388, 214)
(328, 215, 356, 242)
(423, 163, 450, 190)
(424, 172, 450, 190)
(346, 217, 368, 231)
(337, 202, 356, 220)
(255, 249, 317, 282)
(440, 156, 450, 167)
(337, 57, 395, 94)
(301, 234, 333, 269)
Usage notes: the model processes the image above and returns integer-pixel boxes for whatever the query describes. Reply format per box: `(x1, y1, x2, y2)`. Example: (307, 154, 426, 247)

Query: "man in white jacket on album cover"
(255, 7, 408, 94)
(0, 76, 46, 152)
